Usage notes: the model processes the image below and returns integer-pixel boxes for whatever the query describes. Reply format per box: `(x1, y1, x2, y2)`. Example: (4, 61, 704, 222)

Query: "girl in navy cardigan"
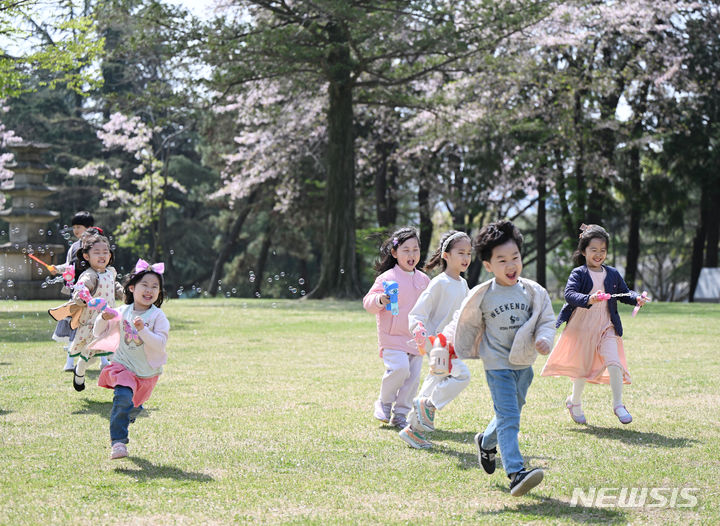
(541, 224, 648, 425)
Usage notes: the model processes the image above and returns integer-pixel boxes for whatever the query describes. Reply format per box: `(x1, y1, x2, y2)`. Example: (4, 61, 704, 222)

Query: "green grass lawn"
(1, 298, 719, 525)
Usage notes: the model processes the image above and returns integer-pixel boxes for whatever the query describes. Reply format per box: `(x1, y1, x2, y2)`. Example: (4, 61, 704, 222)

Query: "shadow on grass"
(477, 491, 627, 523)
(0, 409, 12, 416)
(568, 425, 697, 447)
(72, 398, 113, 419)
(115, 456, 214, 482)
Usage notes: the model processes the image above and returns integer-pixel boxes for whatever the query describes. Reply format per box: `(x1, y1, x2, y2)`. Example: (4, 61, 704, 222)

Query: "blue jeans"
(110, 386, 143, 445)
(481, 367, 534, 476)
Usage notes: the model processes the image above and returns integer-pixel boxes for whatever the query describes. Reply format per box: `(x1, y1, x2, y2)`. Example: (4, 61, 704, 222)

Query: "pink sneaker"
(614, 404, 632, 424)
(565, 396, 587, 425)
(111, 442, 128, 459)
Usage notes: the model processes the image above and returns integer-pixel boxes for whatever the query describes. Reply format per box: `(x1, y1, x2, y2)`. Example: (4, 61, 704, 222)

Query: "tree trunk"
(466, 259, 482, 288)
(554, 149, 575, 239)
(689, 183, 709, 301)
(624, 139, 643, 290)
(207, 190, 258, 296)
(309, 23, 361, 298)
(573, 89, 587, 222)
(374, 141, 398, 228)
(253, 223, 273, 298)
(418, 169, 432, 264)
(536, 180, 547, 288)
(374, 141, 390, 227)
(704, 175, 720, 268)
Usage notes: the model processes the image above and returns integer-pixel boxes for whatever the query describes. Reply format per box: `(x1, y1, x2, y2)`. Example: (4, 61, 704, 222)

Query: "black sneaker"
(509, 468, 544, 497)
(474, 432, 496, 474)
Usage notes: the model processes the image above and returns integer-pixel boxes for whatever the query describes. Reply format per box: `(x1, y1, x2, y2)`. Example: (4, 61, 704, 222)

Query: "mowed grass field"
(1, 298, 719, 525)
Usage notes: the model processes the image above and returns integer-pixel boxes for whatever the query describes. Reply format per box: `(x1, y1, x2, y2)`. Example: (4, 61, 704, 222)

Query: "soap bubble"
(298, 278, 305, 285)
(6, 280, 14, 287)
(249, 275, 255, 283)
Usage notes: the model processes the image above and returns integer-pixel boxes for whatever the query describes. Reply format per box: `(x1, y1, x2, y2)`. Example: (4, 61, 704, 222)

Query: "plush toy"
(412, 321, 429, 355)
(382, 280, 400, 316)
(428, 334, 450, 377)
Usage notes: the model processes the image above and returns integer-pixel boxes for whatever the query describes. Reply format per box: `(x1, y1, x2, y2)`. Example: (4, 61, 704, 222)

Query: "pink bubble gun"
(75, 284, 120, 320)
(412, 322, 429, 355)
(87, 297, 121, 320)
(62, 266, 75, 283)
(632, 291, 648, 317)
(596, 291, 611, 301)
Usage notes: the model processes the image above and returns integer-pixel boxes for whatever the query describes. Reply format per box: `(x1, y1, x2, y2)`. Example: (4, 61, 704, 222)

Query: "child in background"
(442, 220, 556, 497)
(49, 211, 100, 371)
(93, 259, 169, 459)
(541, 224, 648, 425)
(399, 230, 472, 449)
(363, 227, 431, 429)
(50, 230, 123, 391)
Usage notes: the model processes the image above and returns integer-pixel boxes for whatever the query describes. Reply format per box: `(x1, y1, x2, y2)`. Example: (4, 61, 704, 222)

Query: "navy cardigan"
(556, 265, 639, 337)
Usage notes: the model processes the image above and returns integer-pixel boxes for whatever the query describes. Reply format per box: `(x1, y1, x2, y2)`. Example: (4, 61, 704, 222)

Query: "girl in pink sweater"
(363, 227, 430, 428)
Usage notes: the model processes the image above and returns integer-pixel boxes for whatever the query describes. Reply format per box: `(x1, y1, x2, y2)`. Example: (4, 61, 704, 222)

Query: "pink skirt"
(98, 362, 159, 407)
(541, 307, 631, 385)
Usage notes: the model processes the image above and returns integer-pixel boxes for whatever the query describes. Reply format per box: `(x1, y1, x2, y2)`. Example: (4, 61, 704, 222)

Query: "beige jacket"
(442, 277, 556, 366)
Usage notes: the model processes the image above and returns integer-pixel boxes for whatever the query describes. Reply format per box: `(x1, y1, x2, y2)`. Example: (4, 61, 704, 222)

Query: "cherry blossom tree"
(70, 112, 186, 258)
(201, 0, 558, 298)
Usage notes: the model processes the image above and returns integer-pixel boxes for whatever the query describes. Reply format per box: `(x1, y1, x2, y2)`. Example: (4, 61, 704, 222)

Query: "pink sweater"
(363, 265, 430, 356)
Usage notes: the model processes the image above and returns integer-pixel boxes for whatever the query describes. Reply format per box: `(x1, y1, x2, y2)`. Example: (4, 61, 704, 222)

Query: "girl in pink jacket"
(363, 227, 430, 428)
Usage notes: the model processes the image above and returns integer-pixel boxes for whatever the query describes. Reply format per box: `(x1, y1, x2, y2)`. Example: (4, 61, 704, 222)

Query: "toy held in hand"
(413, 322, 428, 355)
(75, 284, 120, 320)
(632, 291, 648, 317)
(596, 291, 611, 301)
(87, 297, 120, 320)
(62, 266, 75, 283)
(428, 334, 450, 377)
(382, 280, 399, 316)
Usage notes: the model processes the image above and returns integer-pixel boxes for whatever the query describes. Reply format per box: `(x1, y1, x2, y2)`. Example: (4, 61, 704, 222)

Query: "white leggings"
(379, 349, 423, 417)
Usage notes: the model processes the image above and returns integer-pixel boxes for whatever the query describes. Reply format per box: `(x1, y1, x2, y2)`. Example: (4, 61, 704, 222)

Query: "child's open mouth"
(506, 272, 517, 281)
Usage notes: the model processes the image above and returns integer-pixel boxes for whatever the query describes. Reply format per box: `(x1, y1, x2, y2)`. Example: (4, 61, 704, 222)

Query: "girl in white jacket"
(399, 230, 473, 449)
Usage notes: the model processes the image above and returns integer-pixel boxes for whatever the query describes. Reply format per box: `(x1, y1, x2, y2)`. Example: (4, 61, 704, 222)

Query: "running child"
(93, 259, 169, 459)
(49, 230, 123, 390)
(541, 224, 648, 425)
(363, 227, 431, 429)
(49, 211, 102, 372)
(399, 230, 472, 449)
(442, 220, 556, 497)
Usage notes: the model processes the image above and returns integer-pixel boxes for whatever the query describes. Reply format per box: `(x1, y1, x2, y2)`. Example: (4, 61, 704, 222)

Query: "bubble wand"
(27, 253, 56, 273)
(595, 290, 649, 317)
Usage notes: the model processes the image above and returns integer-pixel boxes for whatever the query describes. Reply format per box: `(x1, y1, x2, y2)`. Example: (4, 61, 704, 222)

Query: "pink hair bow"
(134, 258, 165, 275)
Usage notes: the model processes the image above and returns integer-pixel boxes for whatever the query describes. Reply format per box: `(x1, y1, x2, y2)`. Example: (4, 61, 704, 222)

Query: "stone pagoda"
(0, 142, 64, 299)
